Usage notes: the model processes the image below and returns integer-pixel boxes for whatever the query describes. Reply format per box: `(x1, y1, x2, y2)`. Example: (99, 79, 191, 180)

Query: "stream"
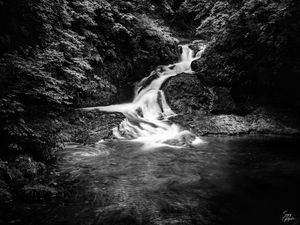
(4, 136, 300, 225)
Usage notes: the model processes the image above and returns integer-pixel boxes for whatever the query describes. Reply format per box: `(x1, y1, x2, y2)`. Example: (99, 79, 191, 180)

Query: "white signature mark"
(282, 210, 296, 223)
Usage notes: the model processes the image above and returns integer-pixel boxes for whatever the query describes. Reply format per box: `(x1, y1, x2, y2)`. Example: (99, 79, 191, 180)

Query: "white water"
(83, 44, 206, 149)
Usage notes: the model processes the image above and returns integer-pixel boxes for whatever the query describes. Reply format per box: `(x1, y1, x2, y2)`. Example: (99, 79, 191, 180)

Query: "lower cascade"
(84, 43, 206, 149)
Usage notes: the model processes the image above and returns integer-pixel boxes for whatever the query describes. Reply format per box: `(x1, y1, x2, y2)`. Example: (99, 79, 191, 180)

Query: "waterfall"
(83, 43, 206, 149)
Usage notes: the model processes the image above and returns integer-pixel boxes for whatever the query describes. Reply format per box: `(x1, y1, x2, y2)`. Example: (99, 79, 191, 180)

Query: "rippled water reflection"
(6, 136, 300, 225)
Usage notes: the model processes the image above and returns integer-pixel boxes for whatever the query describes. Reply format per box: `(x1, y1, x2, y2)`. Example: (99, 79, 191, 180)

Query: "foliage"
(190, 0, 300, 108)
(0, 0, 179, 160)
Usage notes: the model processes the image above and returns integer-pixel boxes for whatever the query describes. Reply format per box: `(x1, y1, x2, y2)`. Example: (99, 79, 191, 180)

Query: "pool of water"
(3, 136, 300, 225)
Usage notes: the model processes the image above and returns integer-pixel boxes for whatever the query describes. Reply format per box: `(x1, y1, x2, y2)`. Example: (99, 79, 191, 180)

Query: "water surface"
(4, 136, 300, 225)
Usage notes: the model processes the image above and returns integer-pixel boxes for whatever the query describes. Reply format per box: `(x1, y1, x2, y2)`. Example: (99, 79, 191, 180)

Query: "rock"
(198, 114, 251, 135)
(173, 108, 300, 136)
(14, 156, 46, 179)
(162, 73, 211, 113)
(21, 184, 58, 201)
(165, 131, 197, 146)
(162, 73, 239, 116)
(188, 40, 207, 55)
(60, 110, 125, 144)
(246, 108, 300, 135)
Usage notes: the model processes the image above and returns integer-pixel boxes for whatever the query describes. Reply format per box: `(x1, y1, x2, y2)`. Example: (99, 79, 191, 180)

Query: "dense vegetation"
(187, 0, 300, 111)
(0, 0, 179, 161)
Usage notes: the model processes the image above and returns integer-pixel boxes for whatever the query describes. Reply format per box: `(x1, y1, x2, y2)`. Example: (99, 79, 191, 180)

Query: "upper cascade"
(83, 43, 206, 149)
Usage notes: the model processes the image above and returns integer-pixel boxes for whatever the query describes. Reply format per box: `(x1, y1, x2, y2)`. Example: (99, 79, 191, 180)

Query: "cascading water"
(83, 43, 206, 149)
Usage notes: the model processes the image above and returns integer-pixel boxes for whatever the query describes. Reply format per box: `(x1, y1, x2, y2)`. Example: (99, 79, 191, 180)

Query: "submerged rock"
(21, 184, 58, 201)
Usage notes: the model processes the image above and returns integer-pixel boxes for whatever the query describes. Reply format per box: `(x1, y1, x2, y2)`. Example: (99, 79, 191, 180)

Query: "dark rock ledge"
(163, 73, 300, 137)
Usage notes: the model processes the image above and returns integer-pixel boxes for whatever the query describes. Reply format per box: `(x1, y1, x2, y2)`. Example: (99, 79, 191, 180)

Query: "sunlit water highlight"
(83, 44, 206, 149)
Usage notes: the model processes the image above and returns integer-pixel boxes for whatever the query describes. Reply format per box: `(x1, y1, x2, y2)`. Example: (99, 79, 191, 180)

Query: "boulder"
(14, 156, 46, 179)
(162, 73, 211, 113)
(171, 108, 300, 136)
(21, 184, 58, 201)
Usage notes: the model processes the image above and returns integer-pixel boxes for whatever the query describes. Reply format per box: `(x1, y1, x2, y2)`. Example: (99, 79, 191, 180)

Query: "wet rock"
(165, 131, 198, 146)
(162, 73, 238, 116)
(14, 156, 46, 179)
(246, 108, 300, 135)
(162, 73, 211, 113)
(137, 72, 160, 94)
(162, 68, 299, 136)
(60, 110, 124, 144)
(194, 114, 252, 135)
(21, 184, 58, 201)
(188, 40, 207, 54)
(173, 108, 300, 136)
